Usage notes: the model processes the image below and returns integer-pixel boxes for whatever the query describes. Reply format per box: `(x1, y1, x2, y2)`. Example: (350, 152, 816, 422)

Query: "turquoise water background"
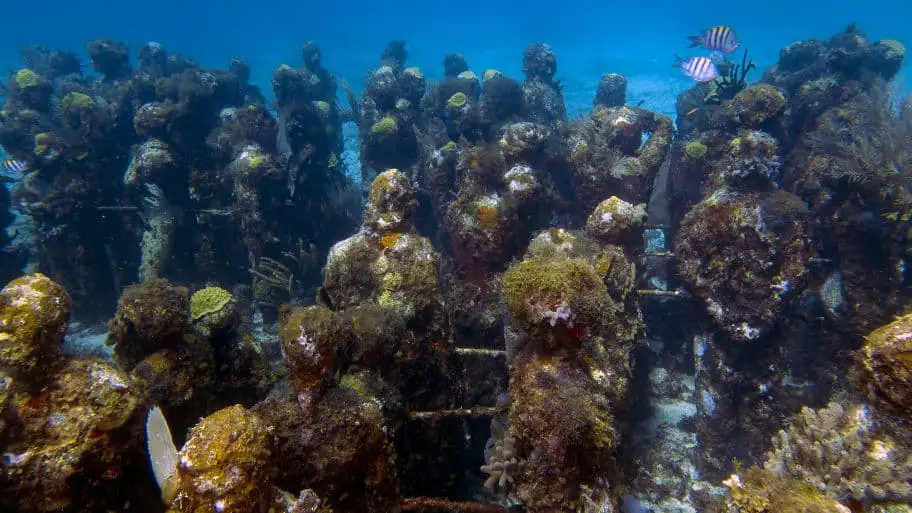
(0, 0, 909, 117)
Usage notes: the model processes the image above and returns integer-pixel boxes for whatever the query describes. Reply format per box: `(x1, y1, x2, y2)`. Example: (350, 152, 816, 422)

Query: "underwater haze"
(1, 0, 909, 115)
(2, 0, 912, 512)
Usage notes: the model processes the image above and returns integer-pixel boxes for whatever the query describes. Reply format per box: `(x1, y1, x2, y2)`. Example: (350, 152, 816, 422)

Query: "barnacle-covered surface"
(0, 22, 911, 513)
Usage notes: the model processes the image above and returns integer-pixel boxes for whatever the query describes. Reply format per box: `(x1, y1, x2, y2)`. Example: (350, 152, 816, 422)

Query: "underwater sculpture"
(0, 274, 154, 511)
(483, 225, 642, 512)
(0, 23, 910, 513)
(0, 39, 359, 319)
(627, 24, 912, 513)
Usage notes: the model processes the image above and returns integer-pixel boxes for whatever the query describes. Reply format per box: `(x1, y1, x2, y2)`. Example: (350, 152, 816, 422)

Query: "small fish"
(688, 26, 740, 53)
(0, 159, 28, 180)
(675, 55, 720, 83)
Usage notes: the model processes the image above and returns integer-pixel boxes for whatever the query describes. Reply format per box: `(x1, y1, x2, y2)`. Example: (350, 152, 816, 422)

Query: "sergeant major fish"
(688, 25, 741, 53)
(0, 159, 29, 181)
(675, 56, 720, 82)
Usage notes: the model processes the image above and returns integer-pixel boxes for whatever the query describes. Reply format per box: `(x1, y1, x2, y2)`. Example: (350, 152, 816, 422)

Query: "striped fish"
(675, 56, 720, 83)
(0, 159, 28, 180)
(688, 26, 740, 53)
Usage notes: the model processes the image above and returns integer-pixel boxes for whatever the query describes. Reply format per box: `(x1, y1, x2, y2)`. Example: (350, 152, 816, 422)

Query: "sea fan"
(145, 406, 179, 497)
(809, 80, 912, 194)
(593, 147, 633, 179)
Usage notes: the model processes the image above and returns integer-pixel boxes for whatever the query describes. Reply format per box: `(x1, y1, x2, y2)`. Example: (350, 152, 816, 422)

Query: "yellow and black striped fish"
(0, 159, 29, 180)
(688, 25, 741, 53)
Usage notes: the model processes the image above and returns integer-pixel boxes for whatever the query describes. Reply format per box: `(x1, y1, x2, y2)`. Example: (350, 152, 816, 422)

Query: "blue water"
(1, 2, 911, 510)
(1, 0, 908, 118)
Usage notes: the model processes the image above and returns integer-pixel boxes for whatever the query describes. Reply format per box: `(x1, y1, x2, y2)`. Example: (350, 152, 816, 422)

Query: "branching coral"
(481, 417, 522, 505)
(762, 401, 912, 505)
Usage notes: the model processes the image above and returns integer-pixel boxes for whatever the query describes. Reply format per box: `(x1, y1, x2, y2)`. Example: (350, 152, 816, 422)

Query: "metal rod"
(400, 497, 508, 512)
(408, 406, 501, 421)
(455, 348, 506, 357)
(95, 205, 139, 211)
(637, 289, 683, 297)
(94, 205, 232, 216)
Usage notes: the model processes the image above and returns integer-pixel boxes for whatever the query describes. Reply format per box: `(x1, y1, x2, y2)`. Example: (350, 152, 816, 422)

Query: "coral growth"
(0, 22, 911, 513)
(0, 37, 358, 317)
(723, 466, 851, 513)
(858, 313, 912, 418)
(171, 404, 274, 512)
(189, 286, 235, 336)
(488, 222, 641, 512)
(0, 273, 70, 389)
(585, 196, 647, 243)
(0, 274, 150, 513)
(675, 189, 812, 342)
(106, 279, 192, 369)
(568, 105, 673, 210)
(1, 359, 148, 512)
(762, 401, 912, 506)
(280, 305, 350, 407)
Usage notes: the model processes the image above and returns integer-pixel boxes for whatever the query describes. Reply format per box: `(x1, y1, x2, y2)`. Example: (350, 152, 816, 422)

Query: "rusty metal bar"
(400, 497, 508, 512)
(408, 406, 501, 421)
